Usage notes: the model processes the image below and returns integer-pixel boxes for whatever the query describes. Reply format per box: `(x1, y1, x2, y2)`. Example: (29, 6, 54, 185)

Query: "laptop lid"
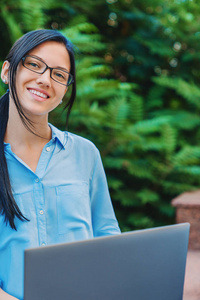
(24, 223, 190, 300)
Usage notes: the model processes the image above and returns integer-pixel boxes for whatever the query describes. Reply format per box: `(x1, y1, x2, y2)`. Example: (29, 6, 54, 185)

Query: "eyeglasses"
(21, 55, 74, 86)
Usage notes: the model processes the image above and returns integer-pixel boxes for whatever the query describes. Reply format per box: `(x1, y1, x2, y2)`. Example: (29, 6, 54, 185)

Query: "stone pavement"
(183, 250, 200, 300)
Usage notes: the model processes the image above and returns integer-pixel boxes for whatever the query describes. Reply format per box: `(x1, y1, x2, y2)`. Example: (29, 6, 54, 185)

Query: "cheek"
(16, 71, 34, 92)
(56, 87, 67, 101)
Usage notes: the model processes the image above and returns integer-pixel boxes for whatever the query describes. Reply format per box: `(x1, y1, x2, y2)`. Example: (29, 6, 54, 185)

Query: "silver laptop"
(24, 223, 190, 300)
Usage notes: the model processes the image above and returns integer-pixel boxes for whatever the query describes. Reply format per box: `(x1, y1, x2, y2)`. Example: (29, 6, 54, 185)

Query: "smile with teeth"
(29, 89, 49, 99)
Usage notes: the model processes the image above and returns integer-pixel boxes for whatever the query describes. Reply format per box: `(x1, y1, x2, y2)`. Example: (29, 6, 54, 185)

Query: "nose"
(35, 68, 52, 87)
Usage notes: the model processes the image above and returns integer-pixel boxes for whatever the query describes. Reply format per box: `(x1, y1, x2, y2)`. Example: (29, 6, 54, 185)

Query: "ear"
(1, 61, 10, 84)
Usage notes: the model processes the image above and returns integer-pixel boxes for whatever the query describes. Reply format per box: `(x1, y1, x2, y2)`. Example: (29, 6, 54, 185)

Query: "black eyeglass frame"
(21, 55, 74, 87)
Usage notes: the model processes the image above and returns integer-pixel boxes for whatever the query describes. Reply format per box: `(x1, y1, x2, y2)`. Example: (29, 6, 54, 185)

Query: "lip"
(27, 87, 50, 102)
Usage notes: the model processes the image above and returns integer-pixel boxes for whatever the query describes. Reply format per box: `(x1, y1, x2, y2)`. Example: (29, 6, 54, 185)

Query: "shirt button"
(39, 210, 44, 215)
(35, 178, 39, 183)
(46, 147, 51, 152)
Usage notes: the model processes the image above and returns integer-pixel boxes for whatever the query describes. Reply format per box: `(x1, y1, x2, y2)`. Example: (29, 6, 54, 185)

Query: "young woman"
(0, 29, 120, 300)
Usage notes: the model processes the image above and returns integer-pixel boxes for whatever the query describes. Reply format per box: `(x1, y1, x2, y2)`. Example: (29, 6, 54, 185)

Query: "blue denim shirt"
(0, 124, 120, 300)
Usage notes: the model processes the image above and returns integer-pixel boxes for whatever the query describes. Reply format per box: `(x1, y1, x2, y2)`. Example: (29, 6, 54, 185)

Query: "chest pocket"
(56, 181, 92, 235)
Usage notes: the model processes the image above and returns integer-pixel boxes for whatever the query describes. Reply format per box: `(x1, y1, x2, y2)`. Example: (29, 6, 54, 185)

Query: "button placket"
(33, 140, 56, 247)
(33, 179, 47, 247)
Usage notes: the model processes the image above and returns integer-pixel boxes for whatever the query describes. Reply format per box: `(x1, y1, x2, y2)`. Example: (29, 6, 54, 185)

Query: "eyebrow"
(30, 55, 70, 72)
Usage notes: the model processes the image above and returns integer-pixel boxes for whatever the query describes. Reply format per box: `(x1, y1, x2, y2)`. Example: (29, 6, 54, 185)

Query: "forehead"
(28, 41, 71, 69)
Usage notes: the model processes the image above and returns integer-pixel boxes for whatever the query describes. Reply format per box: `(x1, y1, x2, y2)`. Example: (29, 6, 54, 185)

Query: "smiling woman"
(0, 29, 120, 300)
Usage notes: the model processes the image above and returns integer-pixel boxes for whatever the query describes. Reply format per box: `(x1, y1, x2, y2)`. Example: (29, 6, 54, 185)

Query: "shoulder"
(65, 132, 102, 169)
(68, 132, 98, 151)
(67, 132, 101, 163)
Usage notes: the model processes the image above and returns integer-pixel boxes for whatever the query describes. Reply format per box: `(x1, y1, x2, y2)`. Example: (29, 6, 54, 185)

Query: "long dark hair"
(0, 29, 76, 230)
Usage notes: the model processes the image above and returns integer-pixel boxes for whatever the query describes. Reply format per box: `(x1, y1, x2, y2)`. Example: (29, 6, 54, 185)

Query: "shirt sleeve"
(90, 150, 121, 237)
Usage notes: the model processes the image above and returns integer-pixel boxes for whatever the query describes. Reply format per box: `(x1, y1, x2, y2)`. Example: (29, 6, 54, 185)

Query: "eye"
(24, 56, 43, 70)
(28, 62, 39, 68)
(25, 60, 40, 69)
(52, 69, 68, 82)
(55, 72, 65, 79)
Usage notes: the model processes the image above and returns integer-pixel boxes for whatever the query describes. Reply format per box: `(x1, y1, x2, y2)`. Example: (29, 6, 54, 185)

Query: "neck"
(4, 99, 51, 147)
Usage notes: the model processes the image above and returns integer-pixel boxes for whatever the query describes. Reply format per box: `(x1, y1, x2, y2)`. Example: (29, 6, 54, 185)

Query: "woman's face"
(7, 41, 71, 119)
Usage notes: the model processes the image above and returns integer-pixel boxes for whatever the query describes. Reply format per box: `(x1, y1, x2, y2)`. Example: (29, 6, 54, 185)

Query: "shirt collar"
(48, 123, 67, 149)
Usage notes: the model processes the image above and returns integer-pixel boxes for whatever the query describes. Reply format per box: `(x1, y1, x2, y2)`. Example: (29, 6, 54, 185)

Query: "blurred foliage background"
(1, 0, 200, 231)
